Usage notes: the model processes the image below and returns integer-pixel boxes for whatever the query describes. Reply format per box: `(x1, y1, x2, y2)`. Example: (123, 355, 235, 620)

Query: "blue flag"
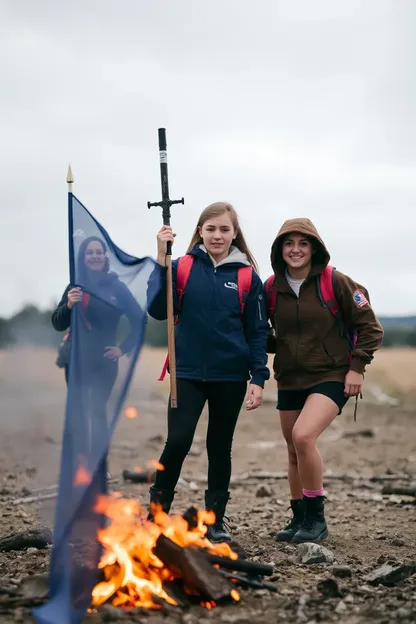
(34, 194, 160, 624)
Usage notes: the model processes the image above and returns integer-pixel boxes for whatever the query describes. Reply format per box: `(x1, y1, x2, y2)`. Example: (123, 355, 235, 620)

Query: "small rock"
(101, 604, 128, 620)
(19, 573, 49, 600)
(391, 538, 405, 547)
(13, 608, 25, 623)
(344, 594, 355, 603)
(377, 554, 387, 564)
(44, 435, 57, 444)
(333, 565, 352, 578)
(396, 607, 411, 619)
(219, 614, 244, 623)
(297, 542, 335, 565)
(148, 434, 163, 443)
(317, 578, 343, 598)
(26, 547, 39, 555)
(335, 600, 347, 614)
(256, 485, 273, 498)
(363, 563, 416, 586)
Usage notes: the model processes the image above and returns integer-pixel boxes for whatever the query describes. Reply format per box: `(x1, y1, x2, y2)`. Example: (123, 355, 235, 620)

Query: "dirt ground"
(0, 347, 415, 623)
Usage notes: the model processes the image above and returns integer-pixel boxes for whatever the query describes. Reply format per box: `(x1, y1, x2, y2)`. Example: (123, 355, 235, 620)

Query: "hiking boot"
(274, 499, 305, 542)
(204, 490, 231, 544)
(147, 486, 175, 522)
(292, 495, 328, 543)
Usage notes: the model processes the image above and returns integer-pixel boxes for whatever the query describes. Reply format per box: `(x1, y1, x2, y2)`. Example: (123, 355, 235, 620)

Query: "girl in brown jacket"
(268, 218, 383, 543)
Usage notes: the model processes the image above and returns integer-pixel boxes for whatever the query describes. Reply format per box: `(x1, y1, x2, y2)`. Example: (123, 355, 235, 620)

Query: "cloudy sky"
(1, 0, 414, 317)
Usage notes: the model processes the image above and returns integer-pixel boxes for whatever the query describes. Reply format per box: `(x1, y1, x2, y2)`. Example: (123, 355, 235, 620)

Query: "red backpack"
(265, 265, 357, 364)
(158, 256, 253, 381)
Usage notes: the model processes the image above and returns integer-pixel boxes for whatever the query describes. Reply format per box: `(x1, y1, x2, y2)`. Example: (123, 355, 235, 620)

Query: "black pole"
(148, 128, 184, 251)
(147, 129, 184, 409)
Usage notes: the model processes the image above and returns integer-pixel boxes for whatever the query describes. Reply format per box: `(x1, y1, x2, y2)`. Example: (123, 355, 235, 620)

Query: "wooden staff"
(148, 128, 184, 408)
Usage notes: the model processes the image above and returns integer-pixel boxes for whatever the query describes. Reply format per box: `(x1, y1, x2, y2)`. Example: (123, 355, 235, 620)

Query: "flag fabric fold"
(34, 194, 161, 624)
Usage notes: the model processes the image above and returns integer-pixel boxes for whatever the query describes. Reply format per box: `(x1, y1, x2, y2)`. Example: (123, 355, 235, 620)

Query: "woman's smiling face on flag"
(84, 240, 106, 271)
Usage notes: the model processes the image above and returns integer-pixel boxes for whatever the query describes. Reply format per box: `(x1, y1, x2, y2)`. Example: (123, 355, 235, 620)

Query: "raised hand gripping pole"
(148, 128, 184, 409)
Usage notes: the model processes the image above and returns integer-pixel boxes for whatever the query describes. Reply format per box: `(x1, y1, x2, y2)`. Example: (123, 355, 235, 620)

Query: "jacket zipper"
(295, 297, 300, 375)
(258, 298, 262, 321)
(202, 266, 217, 381)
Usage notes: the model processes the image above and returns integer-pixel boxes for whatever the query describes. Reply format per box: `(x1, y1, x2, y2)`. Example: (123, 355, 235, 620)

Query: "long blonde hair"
(186, 202, 258, 271)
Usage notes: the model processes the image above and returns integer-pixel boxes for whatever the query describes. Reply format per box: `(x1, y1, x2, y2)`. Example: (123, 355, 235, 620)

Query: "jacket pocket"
(322, 338, 350, 368)
(297, 341, 335, 374)
(322, 342, 336, 365)
(274, 338, 297, 376)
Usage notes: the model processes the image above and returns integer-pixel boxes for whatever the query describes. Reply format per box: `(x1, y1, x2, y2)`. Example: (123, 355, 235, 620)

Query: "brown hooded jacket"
(268, 218, 384, 389)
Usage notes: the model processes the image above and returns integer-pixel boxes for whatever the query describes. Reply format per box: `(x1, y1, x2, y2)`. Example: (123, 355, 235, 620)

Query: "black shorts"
(277, 381, 349, 415)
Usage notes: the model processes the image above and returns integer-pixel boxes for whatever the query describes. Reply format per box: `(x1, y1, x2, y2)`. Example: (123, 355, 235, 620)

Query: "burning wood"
(89, 494, 275, 614)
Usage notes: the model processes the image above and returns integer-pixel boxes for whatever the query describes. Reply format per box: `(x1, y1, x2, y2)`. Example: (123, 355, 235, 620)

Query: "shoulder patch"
(353, 289, 369, 308)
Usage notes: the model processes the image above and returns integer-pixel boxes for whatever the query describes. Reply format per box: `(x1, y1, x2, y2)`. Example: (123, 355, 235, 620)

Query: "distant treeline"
(0, 304, 168, 350)
(0, 305, 415, 350)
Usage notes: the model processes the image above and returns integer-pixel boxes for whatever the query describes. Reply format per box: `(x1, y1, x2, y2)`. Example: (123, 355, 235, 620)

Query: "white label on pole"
(160, 150, 167, 163)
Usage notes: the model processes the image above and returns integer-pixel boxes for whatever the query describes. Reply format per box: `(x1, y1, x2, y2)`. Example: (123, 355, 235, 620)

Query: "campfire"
(89, 493, 275, 613)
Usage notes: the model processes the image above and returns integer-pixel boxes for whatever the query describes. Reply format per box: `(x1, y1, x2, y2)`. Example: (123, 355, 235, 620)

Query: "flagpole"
(67, 165, 75, 284)
(67, 164, 73, 193)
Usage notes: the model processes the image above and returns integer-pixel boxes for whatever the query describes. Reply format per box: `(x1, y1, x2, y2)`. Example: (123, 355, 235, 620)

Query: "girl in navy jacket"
(147, 202, 269, 543)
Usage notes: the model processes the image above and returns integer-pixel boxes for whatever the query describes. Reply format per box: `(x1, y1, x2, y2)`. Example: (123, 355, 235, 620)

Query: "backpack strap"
(159, 255, 194, 382)
(317, 265, 338, 316)
(176, 254, 194, 314)
(265, 275, 277, 320)
(237, 266, 253, 314)
(317, 266, 357, 360)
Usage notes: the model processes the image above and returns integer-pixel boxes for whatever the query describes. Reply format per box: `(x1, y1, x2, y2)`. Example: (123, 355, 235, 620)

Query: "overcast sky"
(1, 0, 414, 317)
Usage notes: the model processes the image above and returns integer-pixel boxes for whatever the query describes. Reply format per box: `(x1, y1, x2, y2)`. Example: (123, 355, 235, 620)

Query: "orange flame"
(91, 494, 240, 610)
(124, 406, 138, 419)
(148, 460, 165, 472)
(230, 589, 240, 602)
(74, 463, 92, 487)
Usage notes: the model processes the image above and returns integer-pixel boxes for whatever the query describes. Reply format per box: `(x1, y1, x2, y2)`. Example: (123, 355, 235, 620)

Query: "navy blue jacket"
(147, 246, 270, 387)
(52, 273, 143, 357)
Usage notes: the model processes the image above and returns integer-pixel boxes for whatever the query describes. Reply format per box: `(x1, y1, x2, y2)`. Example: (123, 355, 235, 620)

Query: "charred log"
(153, 534, 233, 602)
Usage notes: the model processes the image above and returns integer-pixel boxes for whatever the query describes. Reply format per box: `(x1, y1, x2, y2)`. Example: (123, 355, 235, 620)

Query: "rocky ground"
(0, 347, 415, 623)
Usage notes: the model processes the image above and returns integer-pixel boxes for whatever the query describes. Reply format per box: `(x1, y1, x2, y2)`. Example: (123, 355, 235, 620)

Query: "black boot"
(147, 486, 175, 521)
(204, 490, 231, 544)
(292, 495, 328, 543)
(274, 499, 305, 542)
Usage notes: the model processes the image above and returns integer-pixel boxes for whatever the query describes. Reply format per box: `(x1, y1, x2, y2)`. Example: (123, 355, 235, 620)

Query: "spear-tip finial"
(67, 164, 74, 190)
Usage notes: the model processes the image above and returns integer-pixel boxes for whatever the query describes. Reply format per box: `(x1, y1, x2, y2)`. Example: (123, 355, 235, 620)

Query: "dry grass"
(1, 346, 415, 399)
(364, 347, 416, 397)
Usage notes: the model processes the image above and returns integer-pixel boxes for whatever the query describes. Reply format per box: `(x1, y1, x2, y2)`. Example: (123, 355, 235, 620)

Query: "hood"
(270, 218, 330, 276)
(194, 244, 251, 267)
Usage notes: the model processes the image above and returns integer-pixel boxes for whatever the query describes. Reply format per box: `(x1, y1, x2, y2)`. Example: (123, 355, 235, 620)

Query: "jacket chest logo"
(224, 281, 238, 291)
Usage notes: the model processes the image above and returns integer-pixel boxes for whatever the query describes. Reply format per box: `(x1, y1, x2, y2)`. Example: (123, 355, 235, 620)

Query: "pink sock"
(303, 488, 324, 498)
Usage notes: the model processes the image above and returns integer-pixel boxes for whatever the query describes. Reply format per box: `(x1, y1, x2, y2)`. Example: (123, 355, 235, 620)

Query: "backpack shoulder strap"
(317, 265, 339, 316)
(265, 274, 277, 319)
(176, 255, 194, 312)
(237, 266, 253, 314)
(159, 254, 194, 382)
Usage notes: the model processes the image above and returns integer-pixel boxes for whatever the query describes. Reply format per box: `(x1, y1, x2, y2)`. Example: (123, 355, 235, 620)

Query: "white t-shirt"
(285, 269, 304, 297)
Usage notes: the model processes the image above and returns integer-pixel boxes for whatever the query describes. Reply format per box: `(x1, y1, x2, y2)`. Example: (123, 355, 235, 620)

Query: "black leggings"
(155, 379, 247, 492)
